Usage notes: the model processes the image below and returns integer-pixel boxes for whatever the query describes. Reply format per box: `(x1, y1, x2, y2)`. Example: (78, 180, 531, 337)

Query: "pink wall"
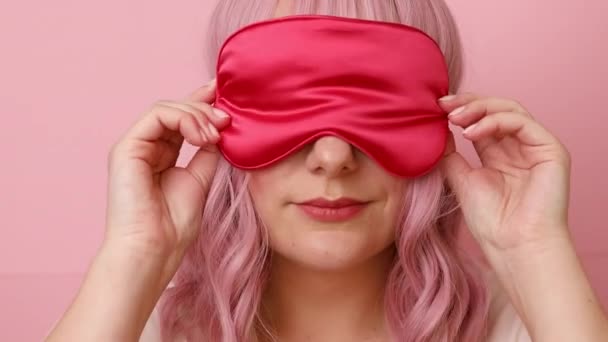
(0, 0, 606, 340)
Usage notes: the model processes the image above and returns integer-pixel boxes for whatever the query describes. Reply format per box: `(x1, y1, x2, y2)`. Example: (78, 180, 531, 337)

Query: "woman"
(46, 0, 608, 341)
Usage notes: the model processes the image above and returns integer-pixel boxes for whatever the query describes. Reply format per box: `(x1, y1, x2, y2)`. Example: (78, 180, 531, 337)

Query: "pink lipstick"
(295, 197, 369, 222)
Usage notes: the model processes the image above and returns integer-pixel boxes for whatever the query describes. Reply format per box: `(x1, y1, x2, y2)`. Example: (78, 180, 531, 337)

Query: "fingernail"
(207, 123, 219, 138)
(448, 105, 466, 117)
(463, 123, 477, 135)
(213, 108, 229, 119)
(439, 95, 457, 102)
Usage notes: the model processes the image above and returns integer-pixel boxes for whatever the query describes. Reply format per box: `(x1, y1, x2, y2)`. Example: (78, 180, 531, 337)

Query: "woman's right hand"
(105, 78, 230, 272)
(45, 79, 231, 342)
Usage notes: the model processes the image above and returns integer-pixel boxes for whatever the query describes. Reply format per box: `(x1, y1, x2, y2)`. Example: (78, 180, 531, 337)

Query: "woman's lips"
(294, 197, 370, 222)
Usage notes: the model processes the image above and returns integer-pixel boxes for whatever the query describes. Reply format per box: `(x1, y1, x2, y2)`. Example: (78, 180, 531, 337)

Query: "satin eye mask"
(213, 14, 450, 178)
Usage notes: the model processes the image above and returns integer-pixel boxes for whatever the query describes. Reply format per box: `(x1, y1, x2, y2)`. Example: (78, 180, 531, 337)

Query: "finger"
(439, 148, 473, 199)
(182, 101, 230, 129)
(462, 111, 559, 151)
(185, 78, 217, 103)
(446, 99, 531, 160)
(447, 98, 530, 127)
(157, 102, 217, 144)
(446, 107, 496, 159)
(439, 130, 473, 198)
(184, 143, 221, 201)
(447, 97, 531, 123)
(156, 101, 220, 143)
(438, 93, 532, 120)
(437, 92, 484, 111)
(125, 103, 206, 146)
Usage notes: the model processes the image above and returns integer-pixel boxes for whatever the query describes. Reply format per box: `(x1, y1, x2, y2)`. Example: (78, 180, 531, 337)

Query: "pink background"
(1, 0, 606, 340)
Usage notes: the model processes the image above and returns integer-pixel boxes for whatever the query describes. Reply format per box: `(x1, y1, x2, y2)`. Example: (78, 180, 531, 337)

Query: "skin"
(254, 3, 400, 338)
(439, 94, 608, 341)
(248, 129, 403, 341)
(46, 2, 608, 341)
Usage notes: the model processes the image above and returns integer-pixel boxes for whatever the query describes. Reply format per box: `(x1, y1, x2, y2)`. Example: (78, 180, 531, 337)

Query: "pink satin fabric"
(214, 15, 450, 178)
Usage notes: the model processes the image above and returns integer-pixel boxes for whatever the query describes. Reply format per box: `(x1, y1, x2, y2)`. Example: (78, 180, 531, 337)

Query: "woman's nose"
(305, 136, 359, 177)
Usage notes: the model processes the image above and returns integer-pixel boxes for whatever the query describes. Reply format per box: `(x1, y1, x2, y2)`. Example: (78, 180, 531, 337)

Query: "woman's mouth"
(294, 197, 370, 222)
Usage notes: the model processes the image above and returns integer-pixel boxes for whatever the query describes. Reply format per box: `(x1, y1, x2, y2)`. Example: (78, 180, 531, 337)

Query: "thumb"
(439, 131, 472, 197)
(185, 143, 221, 201)
(162, 144, 220, 247)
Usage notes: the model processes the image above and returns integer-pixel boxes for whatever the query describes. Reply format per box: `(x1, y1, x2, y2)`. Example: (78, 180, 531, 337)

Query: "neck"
(259, 245, 396, 341)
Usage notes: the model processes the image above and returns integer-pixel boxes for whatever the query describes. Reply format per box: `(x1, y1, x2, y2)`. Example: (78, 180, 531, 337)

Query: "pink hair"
(160, 1, 490, 341)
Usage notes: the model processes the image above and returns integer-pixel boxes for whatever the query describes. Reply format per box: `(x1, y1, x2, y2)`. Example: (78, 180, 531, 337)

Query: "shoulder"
(484, 267, 533, 342)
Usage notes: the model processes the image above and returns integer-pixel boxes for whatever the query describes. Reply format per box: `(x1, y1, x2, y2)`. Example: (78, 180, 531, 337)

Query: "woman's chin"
(272, 230, 390, 272)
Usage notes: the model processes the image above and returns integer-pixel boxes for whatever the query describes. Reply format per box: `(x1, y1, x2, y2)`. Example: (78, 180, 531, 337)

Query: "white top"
(139, 270, 532, 342)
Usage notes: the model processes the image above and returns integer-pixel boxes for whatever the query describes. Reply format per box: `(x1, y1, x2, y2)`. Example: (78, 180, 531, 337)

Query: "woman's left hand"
(437, 93, 572, 252)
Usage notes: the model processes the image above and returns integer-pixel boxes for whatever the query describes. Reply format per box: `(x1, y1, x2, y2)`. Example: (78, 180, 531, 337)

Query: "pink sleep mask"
(213, 14, 450, 178)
